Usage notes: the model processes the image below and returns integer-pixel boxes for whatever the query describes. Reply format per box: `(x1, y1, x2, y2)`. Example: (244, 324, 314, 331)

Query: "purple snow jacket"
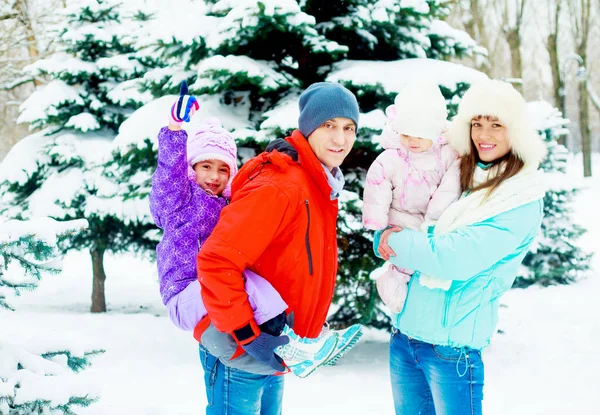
(149, 127, 228, 305)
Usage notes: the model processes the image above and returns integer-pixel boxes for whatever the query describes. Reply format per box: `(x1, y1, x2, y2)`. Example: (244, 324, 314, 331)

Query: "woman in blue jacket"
(374, 79, 548, 415)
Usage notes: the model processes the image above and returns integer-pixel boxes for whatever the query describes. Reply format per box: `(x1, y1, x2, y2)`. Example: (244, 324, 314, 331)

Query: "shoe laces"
(277, 343, 310, 362)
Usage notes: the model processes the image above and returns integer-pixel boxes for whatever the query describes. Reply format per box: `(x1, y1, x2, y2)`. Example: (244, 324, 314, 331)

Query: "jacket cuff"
(372, 229, 386, 258)
(231, 320, 260, 345)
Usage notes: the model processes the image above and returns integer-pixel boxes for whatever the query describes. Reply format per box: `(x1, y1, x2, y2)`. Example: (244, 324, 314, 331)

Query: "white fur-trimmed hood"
(447, 80, 547, 168)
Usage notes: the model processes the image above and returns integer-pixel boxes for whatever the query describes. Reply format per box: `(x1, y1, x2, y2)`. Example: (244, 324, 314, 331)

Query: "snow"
(205, 0, 344, 56)
(25, 52, 99, 77)
(17, 80, 84, 126)
(113, 94, 253, 153)
(0, 131, 114, 220)
(134, 2, 215, 48)
(430, 19, 477, 50)
(0, 129, 54, 185)
(399, 0, 430, 13)
(66, 113, 101, 132)
(260, 95, 301, 132)
(328, 58, 489, 92)
(96, 55, 144, 77)
(192, 55, 299, 92)
(526, 100, 570, 133)
(0, 218, 88, 247)
(1, 154, 598, 414)
(106, 79, 154, 107)
(61, 22, 114, 45)
(360, 109, 388, 131)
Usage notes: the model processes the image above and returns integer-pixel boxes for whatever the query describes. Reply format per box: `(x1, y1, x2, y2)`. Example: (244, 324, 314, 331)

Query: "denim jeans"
(199, 345, 285, 415)
(389, 328, 484, 415)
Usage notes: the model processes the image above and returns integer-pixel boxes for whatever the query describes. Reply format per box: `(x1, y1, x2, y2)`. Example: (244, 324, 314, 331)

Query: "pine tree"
(0, 0, 157, 312)
(515, 101, 592, 287)
(110, 0, 480, 328)
(0, 217, 103, 414)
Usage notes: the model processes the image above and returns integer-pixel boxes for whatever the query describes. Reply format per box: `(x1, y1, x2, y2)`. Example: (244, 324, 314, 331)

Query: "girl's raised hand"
(169, 80, 199, 131)
(377, 226, 403, 261)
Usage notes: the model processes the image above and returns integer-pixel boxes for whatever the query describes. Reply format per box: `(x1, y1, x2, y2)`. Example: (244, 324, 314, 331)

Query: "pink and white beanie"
(187, 117, 238, 198)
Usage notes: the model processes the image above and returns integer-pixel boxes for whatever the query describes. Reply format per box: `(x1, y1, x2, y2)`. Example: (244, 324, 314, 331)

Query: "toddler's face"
(400, 135, 433, 153)
(194, 159, 230, 196)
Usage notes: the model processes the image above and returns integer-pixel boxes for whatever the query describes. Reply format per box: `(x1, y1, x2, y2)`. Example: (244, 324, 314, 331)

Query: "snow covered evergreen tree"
(110, 0, 480, 328)
(0, 217, 102, 414)
(515, 101, 592, 287)
(0, 0, 157, 312)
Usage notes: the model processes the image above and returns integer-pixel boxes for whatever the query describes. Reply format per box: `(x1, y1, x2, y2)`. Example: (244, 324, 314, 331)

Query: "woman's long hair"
(459, 116, 525, 197)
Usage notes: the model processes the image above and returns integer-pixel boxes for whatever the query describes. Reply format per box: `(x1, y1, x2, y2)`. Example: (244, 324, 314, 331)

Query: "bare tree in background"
(461, 0, 492, 74)
(495, 0, 529, 83)
(546, 0, 563, 109)
(0, 0, 59, 159)
(451, 0, 508, 76)
(454, 0, 530, 82)
(0, 0, 43, 92)
(569, 0, 594, 177)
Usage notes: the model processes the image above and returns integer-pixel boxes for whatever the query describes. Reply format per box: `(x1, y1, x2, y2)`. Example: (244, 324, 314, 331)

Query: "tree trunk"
(14, 0, 41, 86)
(90, 247, 107, 313)
(468, 0, 491, 75)
(574, 0, 591, 177)
(547, 32, 566, 145)
(548, 33, 562, 109)
(579, 81, 592, 177)
(506, 27, 523, 83)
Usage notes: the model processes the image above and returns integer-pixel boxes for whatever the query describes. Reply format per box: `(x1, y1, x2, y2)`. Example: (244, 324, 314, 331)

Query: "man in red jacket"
(196, 82, 359, 414)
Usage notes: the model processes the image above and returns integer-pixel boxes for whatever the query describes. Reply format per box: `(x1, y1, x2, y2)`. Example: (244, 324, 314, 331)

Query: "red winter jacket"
(196, 131, 339, 343)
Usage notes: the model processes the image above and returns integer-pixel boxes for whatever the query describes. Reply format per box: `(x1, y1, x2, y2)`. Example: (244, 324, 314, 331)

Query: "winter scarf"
(419, 164, 547, 290)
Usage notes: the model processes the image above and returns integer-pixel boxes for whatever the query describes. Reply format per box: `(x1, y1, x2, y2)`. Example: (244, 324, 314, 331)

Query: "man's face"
(307, 117, 357, 170)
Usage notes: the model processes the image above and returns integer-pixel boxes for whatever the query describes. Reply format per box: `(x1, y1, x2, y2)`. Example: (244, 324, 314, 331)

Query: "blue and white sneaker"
(275, 325, 338, 378)
(322, 323, 363, 366)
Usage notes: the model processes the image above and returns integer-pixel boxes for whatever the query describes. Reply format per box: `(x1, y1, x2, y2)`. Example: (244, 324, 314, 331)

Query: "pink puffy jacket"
(362, 125, 461, 232)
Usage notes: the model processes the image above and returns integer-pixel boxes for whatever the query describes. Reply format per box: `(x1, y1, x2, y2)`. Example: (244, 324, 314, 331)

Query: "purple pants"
(166, 269, 288, 331)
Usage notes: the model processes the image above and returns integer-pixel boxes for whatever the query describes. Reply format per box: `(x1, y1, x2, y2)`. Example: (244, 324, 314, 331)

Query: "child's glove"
(169, 80, 199, 129)
(242, 332, 290, 372)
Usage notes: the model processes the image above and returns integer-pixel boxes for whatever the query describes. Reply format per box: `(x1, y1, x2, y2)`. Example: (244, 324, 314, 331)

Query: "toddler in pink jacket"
(362, 81, 461, 313)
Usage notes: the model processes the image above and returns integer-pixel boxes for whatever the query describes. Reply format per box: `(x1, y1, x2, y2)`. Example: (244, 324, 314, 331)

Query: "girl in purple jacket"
(149, 86, 362, 378)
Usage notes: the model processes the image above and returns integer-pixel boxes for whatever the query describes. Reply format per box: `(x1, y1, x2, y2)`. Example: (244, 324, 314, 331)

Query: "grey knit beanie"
(298, 82, 360, 138)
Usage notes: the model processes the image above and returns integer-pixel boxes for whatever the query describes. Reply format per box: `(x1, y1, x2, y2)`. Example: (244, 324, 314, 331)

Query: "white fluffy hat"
(447, 79, 547, 167)
(387, 81, 448, 141)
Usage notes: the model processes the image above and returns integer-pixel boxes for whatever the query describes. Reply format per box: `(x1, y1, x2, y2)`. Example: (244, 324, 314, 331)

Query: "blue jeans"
(389, 328, 484, 415)
(199, 345, 285, 415)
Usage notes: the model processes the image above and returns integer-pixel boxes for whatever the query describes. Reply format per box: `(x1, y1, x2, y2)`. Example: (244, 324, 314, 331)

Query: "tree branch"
(0, 75, 34, 91)
(0, 12, 18, 21)
(587, 82, 600, 113)
(517, 0, 527, 28)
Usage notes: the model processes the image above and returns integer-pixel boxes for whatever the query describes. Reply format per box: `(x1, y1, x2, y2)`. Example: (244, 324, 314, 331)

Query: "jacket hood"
(231, 130, 332, 200)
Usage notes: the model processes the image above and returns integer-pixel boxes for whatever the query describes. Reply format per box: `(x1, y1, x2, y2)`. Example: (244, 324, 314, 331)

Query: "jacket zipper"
(304, 199, 314, 276)
(442, 291, 451, 327)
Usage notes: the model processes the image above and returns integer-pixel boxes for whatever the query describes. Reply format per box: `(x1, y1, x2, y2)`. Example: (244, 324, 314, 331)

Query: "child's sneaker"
(275, 325, 338, 378)
(322, 324, 363, 366)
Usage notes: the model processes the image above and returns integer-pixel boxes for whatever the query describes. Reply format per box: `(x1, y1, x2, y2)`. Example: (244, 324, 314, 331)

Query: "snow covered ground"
(2, 154, 599, 414)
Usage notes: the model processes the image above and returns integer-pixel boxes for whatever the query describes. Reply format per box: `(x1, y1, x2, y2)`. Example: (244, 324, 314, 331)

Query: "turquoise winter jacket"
(374, 199, 544, 350)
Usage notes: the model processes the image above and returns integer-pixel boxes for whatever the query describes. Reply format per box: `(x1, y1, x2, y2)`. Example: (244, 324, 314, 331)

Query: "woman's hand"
(377, 226, 403, 261)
